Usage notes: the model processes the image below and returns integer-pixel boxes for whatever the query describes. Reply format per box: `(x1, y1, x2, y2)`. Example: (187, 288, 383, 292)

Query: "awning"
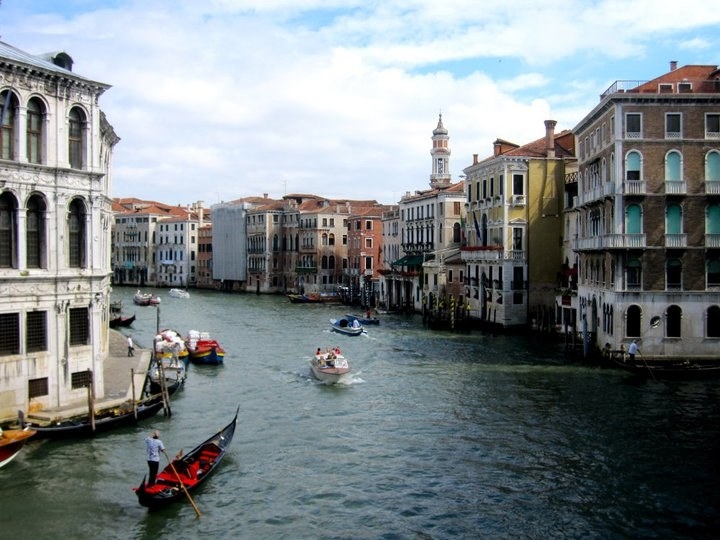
(391, 255, 428, 267)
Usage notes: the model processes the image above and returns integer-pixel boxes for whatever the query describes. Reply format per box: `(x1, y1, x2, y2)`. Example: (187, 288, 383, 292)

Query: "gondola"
(614, 358, 720, 380)
(20, 396, 164, 440)
(109, 314, 136, 328)
(134, 407, 239, 509)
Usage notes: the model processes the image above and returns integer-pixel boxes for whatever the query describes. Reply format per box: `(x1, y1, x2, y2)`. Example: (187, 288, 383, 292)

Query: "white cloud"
(2, 0, 719, 205)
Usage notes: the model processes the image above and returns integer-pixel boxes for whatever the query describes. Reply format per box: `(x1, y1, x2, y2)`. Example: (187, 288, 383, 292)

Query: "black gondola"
(20, 396, 164, 440)
(134, 407, 239, 509)
(614, 358, 720, 380)
(109, 314, 136, 328)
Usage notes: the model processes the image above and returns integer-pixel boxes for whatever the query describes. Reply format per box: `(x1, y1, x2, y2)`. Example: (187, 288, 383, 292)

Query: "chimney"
(670, 60, 677, 71)
(473, 153, 478, 165)
(493, 142, 502, 157)
(544, 119, 557, 158)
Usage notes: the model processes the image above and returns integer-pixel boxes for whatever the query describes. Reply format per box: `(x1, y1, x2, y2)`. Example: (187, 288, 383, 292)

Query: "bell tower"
(429, 113, 451, 188)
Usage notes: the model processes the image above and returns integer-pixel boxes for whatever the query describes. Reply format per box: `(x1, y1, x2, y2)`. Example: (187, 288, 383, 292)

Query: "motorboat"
(309, 349, 352, 383)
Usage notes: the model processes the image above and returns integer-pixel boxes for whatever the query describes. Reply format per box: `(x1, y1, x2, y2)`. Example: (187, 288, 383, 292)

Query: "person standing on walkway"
(145, 430, 167, 486)
(127, 335, 134, 357)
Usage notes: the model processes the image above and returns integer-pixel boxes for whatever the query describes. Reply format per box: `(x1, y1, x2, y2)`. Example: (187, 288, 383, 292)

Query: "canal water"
(2, 287, 719, 539)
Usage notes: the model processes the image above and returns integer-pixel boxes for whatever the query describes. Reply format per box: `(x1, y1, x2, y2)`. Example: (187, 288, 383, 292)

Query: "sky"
(2, 1, 720, 207)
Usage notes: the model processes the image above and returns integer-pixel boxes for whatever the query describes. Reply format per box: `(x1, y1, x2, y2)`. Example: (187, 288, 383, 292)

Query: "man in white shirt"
(145, 430, 167, 486)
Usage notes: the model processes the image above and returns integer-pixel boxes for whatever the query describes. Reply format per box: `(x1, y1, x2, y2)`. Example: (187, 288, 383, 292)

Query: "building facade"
(0, 42, 119, 421)
(573, 63, 720, 359)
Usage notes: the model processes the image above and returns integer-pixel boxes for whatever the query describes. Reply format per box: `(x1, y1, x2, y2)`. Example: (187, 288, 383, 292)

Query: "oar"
(166, 455, 202, 518)
(639, 351, 657, 382)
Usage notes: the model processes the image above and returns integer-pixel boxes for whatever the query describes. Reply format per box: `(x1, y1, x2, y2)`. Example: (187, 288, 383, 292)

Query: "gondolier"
(628, 340, 639, 361)
(145, 430, 167, 486)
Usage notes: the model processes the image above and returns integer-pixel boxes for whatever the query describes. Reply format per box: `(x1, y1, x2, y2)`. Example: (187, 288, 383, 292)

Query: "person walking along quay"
(127, 335, 134, 357)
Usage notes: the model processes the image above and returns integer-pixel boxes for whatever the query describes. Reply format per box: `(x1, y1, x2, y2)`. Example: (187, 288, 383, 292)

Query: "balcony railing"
(665, 234, 687, 248)
(574, 234, 646, 250)
(706, 234, 720, 248)
(624, 181, 646, 195)
(705, 181, 720, 194)
(665, 181, 687, 195)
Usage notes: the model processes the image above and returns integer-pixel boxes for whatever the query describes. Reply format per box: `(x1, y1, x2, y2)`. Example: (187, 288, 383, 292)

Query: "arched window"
(26, 97, 45, 164)
(626, 151, 641, 181)
(453, 222, 461, 243)
(708, 259, 720, 287)
(272, 234, 279, 252)
(321, 233, 328, 246)
(707, 306, 720, 337)
(328, 255, 335, 269)
(666, 258, 682, 289)
(68, 198, 86, 268)
(665, 150, 682, 182)
(706, 151, 720, 182)
(626, 204, 642, 234)
(708, 204, 720, 234)
(626, 304, 642, 337)
(0, 90, 18, 160)
(328, 233, 335, 246)
(666, 305, 682, 338)
(26, 194, 47, 268)
(321, 255, 328, 269)
(610, 153, 616, 183)
(68, 107, 85, 169)
(0, 191, 18, 268)
(666, 204, 682, 234)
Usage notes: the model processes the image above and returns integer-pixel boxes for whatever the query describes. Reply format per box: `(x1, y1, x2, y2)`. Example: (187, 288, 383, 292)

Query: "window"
(666, 305, 682, 337)
(707, 306, 720, 337)
(512, 228, 523, 250)
(0, 191, 18, 268)
(68, 199, 86, 268)
(666, 259, 682, 289)
(26, 98, 44, 163)
(365, 257, 373, 270)
(665, 151, 682, 182)
(0, 90, 16, 160)
(68, 107, 85, 169)
(26, 195, 46, 268)
(665, 113, 681, 139)
(28, 377, 49, 399)
(365, 237, 372, 249)
(71, 370, 92, 389)
(365, 220, 372, 230)
(626, 258, 641, 289)
(707, 114, 720, 139)
(0, 312, 20, 355)
(626, 305, 642, 337)
(625, 204, 642, 234)
(708, 259, 720, 287)
(626, 151, 641, 181)
(26, 311, 47, 352)
(666, 204, 682, 234)
(626, 113, 642, 138)
(69, 307, 89, 346)
(706, 151, 720, 181)
(513, 174, 524, 195)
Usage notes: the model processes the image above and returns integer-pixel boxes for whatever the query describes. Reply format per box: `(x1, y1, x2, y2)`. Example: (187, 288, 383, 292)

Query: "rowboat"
(20, 396, 164, 439)
(109, 314, 136, 328)
(186, 330, 225, 365)
(0, 427, 36, 468)
(149, 356, 187, 396)
(134, 407, 239, 509)
(330, 318, 365, 336)
(168, 288, 190, 299)
(310, 349, 352, 383)
(134, 290, 161, 306)
(614, 358, 720, 380)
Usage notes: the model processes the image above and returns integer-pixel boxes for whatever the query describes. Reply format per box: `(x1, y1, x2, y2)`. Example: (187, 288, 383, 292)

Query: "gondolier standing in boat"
(145, 430, 167, 486)
(628, 340, 640, 362)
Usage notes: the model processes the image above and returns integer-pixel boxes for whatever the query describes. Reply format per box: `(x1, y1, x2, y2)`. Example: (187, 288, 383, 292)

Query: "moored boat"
(310, 348, 352, 383)
(134, 290, 161, 306)
(330, 318, 365, 336)
(186, 330, 225, 365)
(109, 314, 136, 328)
(614, 358, 720, 380)
(0, 427, 36, 468)
(21, 396, 164, 440)
(149, 356, 187, 396)
(345, 313, 380, 325)
(287, 293, 322, 303)
(134, 407, 239, 509)
(168, 288, 190, 299)
(154, 329, 190, 367)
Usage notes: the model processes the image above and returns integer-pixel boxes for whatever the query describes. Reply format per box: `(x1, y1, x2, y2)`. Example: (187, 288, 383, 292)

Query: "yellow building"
(462, 121, 576, 329)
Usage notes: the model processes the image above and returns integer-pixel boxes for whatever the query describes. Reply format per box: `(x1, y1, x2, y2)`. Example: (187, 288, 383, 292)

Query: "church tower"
(429, 113, 451, 188)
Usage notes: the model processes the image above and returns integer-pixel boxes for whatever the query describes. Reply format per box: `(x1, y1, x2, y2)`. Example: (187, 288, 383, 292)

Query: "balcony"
(706, 234, 720, 248)
(705, 181, 720, 194)
(510, 195, 526, 206)
(664, 181, 687, 195)
(624, 181, 646, 195)
(574, 234, 646, 250)
(665, 234, 687, 248)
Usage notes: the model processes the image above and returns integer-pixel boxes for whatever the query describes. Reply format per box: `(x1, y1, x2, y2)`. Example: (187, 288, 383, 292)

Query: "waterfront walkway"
(27, 329, 152, 422)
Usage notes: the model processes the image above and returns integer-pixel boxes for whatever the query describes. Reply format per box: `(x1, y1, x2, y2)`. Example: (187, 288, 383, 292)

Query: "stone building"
(573, 62, 720, 359)
(0, 41, 119, 420)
